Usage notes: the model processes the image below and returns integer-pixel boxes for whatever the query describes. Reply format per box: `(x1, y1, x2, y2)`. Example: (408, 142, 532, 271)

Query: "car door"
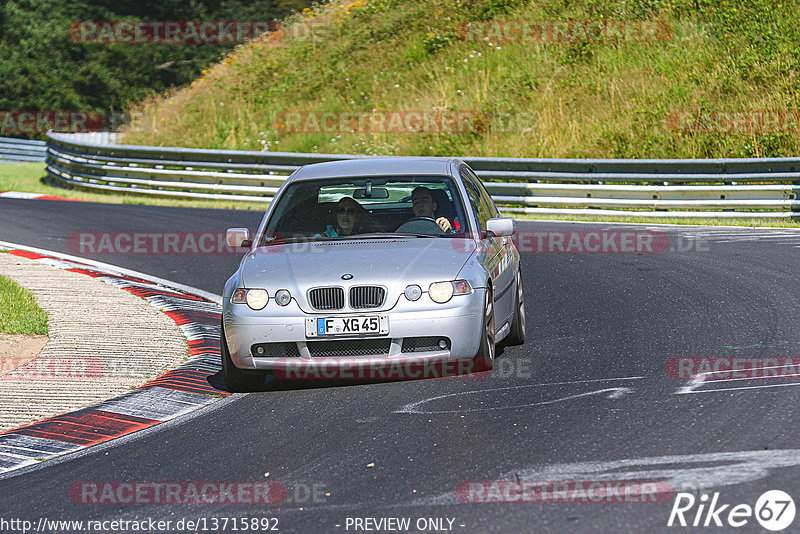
(460, 166, 516, 328)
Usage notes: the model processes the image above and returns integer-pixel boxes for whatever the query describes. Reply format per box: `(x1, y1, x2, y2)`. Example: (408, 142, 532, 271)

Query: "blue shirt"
(315, 225, 339, 238)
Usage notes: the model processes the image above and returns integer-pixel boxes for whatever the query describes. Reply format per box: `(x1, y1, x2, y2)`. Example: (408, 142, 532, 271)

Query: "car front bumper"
(223, 289, 486, 377)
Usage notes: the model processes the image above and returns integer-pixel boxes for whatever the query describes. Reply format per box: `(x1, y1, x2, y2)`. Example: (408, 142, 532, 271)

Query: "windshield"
(258, 175, 469, 245)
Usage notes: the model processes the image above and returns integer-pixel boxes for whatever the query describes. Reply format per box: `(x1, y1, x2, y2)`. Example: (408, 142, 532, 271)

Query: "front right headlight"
(232, 288, 269, 310)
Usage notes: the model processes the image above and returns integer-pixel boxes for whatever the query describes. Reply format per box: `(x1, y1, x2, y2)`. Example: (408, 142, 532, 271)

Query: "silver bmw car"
(221, 157, 525, 391)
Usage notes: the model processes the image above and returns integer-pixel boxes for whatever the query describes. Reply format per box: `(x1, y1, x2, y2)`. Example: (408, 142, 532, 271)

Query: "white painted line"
(0, 192, 44, 199)
(0, 456, 38, 472)
(0, 239, 222, 304)
(410, 448, 800, 507)
(97, 387, 216, 421)
(676, 364, 800, 395)
(678, 381, 800, 394)
(98, 276, 186, 296)
(607, 388, 631, 399)
(0, 392, 245, 481)
(700, 365, 800, 382)
(177, 323, 220, 340)
(144, 294, 221, 313)
(395, 377, 643, 414)
(0, 435, 80, 456)
(675, 373, 707, 394)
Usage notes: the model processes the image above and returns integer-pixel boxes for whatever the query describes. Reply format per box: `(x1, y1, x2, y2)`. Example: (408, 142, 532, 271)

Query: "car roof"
(290, 157, 464, 181)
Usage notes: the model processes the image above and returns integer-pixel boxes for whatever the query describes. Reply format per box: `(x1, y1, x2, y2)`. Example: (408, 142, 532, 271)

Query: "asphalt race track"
(3, 197, 800, 533)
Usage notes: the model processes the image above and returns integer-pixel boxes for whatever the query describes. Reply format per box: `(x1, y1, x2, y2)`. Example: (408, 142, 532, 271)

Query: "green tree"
(0, 0, 312, 137)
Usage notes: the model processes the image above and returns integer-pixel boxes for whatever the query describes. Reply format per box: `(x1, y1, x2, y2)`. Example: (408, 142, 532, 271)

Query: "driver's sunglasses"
(336, 207, 356, 215)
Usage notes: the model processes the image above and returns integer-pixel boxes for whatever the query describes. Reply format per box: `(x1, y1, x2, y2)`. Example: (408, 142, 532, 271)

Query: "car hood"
(240, 238, 476, 310)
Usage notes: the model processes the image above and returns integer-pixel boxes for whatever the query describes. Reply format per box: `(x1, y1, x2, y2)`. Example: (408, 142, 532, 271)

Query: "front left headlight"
(429, 282, 454, 303)
(428, 280, 472, 303)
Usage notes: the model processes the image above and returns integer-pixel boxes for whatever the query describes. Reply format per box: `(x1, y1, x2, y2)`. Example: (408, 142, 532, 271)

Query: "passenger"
(410, 186, 454, 232)
(318, 196, 360, 237)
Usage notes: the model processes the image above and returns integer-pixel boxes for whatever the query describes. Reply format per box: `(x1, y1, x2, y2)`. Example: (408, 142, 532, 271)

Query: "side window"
(461, 168, 492, 230)
(460, 169, 484, 230)
(465, 167, 500, 218)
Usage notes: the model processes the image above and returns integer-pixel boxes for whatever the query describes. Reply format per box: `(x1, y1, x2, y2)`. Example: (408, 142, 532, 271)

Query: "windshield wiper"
(260, 236, 314, 246)
(350, 232, 436, 239)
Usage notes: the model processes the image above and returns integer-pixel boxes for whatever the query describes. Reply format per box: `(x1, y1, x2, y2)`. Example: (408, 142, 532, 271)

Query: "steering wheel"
(395, 217, 447, 235)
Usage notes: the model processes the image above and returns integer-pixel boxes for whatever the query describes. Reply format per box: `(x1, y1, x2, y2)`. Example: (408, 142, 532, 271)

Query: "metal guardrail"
(46, 132, 800, 217)
(0, 137, 47, 163)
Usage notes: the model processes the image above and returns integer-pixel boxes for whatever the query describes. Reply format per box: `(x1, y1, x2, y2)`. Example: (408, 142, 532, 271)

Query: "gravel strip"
(0, 253, 187, 431)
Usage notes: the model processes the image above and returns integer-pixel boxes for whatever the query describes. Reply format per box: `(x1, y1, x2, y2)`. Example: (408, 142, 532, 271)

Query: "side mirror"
(226, 228, 252, 248)
(485, 217, 516, 238)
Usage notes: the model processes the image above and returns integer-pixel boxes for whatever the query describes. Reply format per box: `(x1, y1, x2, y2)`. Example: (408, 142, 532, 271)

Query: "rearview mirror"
(485, 217, 516, 237)
(353, 187, 389, 199)
(226, 228, 251, 248)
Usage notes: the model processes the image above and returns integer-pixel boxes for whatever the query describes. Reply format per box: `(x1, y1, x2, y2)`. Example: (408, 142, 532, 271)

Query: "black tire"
(505, 268, 526, 346)
(472, 287, 496, 372)
(221, 321, 267, 392)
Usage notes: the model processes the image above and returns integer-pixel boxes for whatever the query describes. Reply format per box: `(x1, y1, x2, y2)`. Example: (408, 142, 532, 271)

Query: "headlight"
(404, 284, 422, 301)
(428, 280, 472, 304)
(274, 289, 291, 306)
(245, 289, 269, 310)
(429, 282, 454, 303)
(232, 288, 247, 303)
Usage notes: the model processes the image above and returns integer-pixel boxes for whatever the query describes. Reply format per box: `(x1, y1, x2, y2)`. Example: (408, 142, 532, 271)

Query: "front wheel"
(221, 320, 267, 392)
(505, 268, 526, 346)
(472, 287, 496, 372)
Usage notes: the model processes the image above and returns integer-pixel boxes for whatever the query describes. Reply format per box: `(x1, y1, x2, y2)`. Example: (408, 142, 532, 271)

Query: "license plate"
(306, 315, 389, 337)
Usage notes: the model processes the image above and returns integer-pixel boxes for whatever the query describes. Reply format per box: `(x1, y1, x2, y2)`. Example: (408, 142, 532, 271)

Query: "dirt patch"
(0, 333, 48, 376)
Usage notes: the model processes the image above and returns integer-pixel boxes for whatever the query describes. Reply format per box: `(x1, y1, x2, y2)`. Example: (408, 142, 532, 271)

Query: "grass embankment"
(10, 0, 800, 222)
(0, 163, 270, 210)
(124, 0, 800, 159)
(0, 274, 48, 335)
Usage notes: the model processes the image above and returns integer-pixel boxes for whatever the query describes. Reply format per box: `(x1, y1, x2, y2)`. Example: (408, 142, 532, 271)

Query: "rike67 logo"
(668, 490, 796, 531)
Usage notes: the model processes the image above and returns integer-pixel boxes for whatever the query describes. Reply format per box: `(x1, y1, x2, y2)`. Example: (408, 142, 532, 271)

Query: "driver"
(410, 187, 453, 232)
